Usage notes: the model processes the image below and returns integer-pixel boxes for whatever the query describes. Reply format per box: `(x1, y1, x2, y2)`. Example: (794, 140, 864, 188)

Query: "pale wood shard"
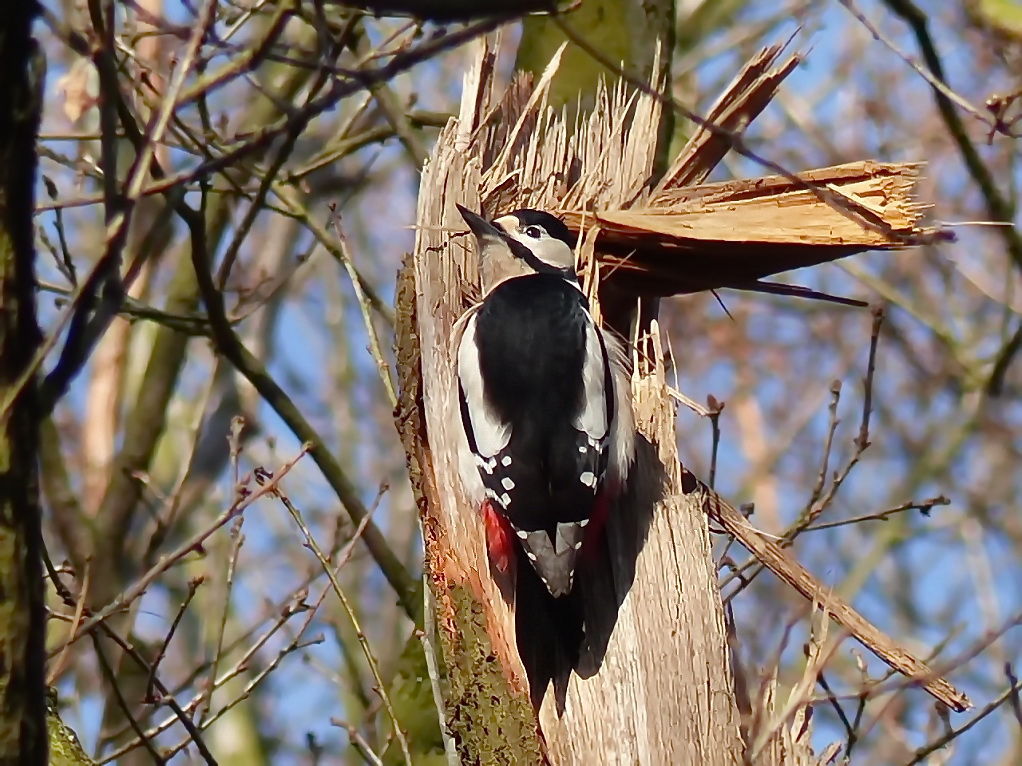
(474, 39, 945, 304)
(646, 160, 927, 240)
(559, 161, 936, 297)
(703, 485, 971, 713)
(744, 614, 844, 766)
(656, 40, 802, 191)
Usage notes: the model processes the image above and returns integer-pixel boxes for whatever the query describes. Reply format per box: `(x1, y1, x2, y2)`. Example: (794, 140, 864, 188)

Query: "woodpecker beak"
(457, 204, 504, 243)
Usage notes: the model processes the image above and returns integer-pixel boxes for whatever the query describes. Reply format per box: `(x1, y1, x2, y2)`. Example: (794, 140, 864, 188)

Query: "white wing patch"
(457, 315, 512, 457)
(602, 327, 635, 486)
(573, 312, 610, 442)
(455, 313, 514, 504)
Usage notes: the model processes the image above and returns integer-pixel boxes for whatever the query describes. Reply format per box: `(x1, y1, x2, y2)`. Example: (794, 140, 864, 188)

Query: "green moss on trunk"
(439, 584, 545, 764)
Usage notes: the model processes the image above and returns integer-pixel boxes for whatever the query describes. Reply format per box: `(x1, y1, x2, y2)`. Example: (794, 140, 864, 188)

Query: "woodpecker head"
(457, 205, 577, 291)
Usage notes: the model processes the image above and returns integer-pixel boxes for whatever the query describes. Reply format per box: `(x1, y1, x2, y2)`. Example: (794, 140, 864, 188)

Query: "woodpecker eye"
(524, 226, 544, 239)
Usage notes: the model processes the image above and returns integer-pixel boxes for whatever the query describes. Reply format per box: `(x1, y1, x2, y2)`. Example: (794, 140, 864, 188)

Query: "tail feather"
(514, 546, 584, 714)
(517, 522, 585, 597)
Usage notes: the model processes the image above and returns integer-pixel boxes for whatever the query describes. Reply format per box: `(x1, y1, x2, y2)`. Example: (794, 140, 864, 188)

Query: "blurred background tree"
(18, 0, 1022, 763)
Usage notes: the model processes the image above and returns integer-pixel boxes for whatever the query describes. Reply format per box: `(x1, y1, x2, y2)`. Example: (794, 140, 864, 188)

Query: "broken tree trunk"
(396, 39, 745, 764)
(395, 34, 968, 766)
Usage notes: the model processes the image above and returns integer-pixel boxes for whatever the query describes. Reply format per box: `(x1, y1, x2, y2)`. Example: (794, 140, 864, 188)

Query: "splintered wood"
(481, 40, 945, 302)
(564, 161, 934, 297)
(399, 30, 968, 766)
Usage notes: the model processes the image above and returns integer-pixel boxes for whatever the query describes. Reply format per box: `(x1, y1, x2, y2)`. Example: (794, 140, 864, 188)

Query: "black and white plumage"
(452, 204, 635, 708)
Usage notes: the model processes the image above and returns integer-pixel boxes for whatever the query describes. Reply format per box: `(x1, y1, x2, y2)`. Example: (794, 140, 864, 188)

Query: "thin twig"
(905, 675, 1022, 765)
(185, 198, 420, 620)
(807, 380, 841, 511)
(816, 670, 855, 746)
(856, 306, 883, 451)
(199, 488, 247, 726)
(58, 447, 310, 646)
(94, 610, 218, 765)
(99, 591, 317, 764)
(799, 495, 950, 533)
(793, 308, 883, 537)
(261, 475, 412, 766)
(28, 9, 500, 417)
(868, 0, 1022, 392)
(707, 395, 724, 490)
(91, 635, 168, 765)
(46, 561, 90, 685)
(147, 578, 203, 702)
(332, 719, 385, 766)
(1006, 664, 1022, 731)
(838, 0, 1000, 130)
(329, 205, 398, 409)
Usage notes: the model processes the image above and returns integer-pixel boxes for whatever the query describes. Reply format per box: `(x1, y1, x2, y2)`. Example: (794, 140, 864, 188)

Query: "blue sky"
(33, 1, 1022, 762)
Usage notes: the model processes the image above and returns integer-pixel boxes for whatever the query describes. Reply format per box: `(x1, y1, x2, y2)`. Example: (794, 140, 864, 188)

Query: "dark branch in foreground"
(339, 0, 555, 21)
(0, 0, 48, 760)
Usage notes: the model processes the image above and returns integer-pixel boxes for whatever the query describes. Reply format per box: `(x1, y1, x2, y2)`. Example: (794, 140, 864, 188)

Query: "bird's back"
(475, 274, 588, 426)
(473, 274, 603, 534)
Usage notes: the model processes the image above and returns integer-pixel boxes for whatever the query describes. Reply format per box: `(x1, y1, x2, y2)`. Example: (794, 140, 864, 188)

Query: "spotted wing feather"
(456, 275, 620, 595)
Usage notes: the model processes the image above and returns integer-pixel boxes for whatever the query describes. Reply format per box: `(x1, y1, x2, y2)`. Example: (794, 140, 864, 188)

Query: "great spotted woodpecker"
(452, 204, 635, 708)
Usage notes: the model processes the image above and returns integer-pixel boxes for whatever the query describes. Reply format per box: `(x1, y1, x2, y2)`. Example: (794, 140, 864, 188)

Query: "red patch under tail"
(482, 499, 514, 573)
(582, 480, 619, 558)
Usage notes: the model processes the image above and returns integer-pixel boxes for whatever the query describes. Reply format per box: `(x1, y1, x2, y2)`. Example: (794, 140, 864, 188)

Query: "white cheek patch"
(532, 239, 575, 270)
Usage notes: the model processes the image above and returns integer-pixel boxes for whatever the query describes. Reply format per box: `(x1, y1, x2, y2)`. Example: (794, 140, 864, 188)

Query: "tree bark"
(0, 2, 48, 763)
(396, 35, 745, 764)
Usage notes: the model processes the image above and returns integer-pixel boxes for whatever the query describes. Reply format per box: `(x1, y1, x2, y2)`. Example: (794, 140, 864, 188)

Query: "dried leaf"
(56, 57, 98, 125)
